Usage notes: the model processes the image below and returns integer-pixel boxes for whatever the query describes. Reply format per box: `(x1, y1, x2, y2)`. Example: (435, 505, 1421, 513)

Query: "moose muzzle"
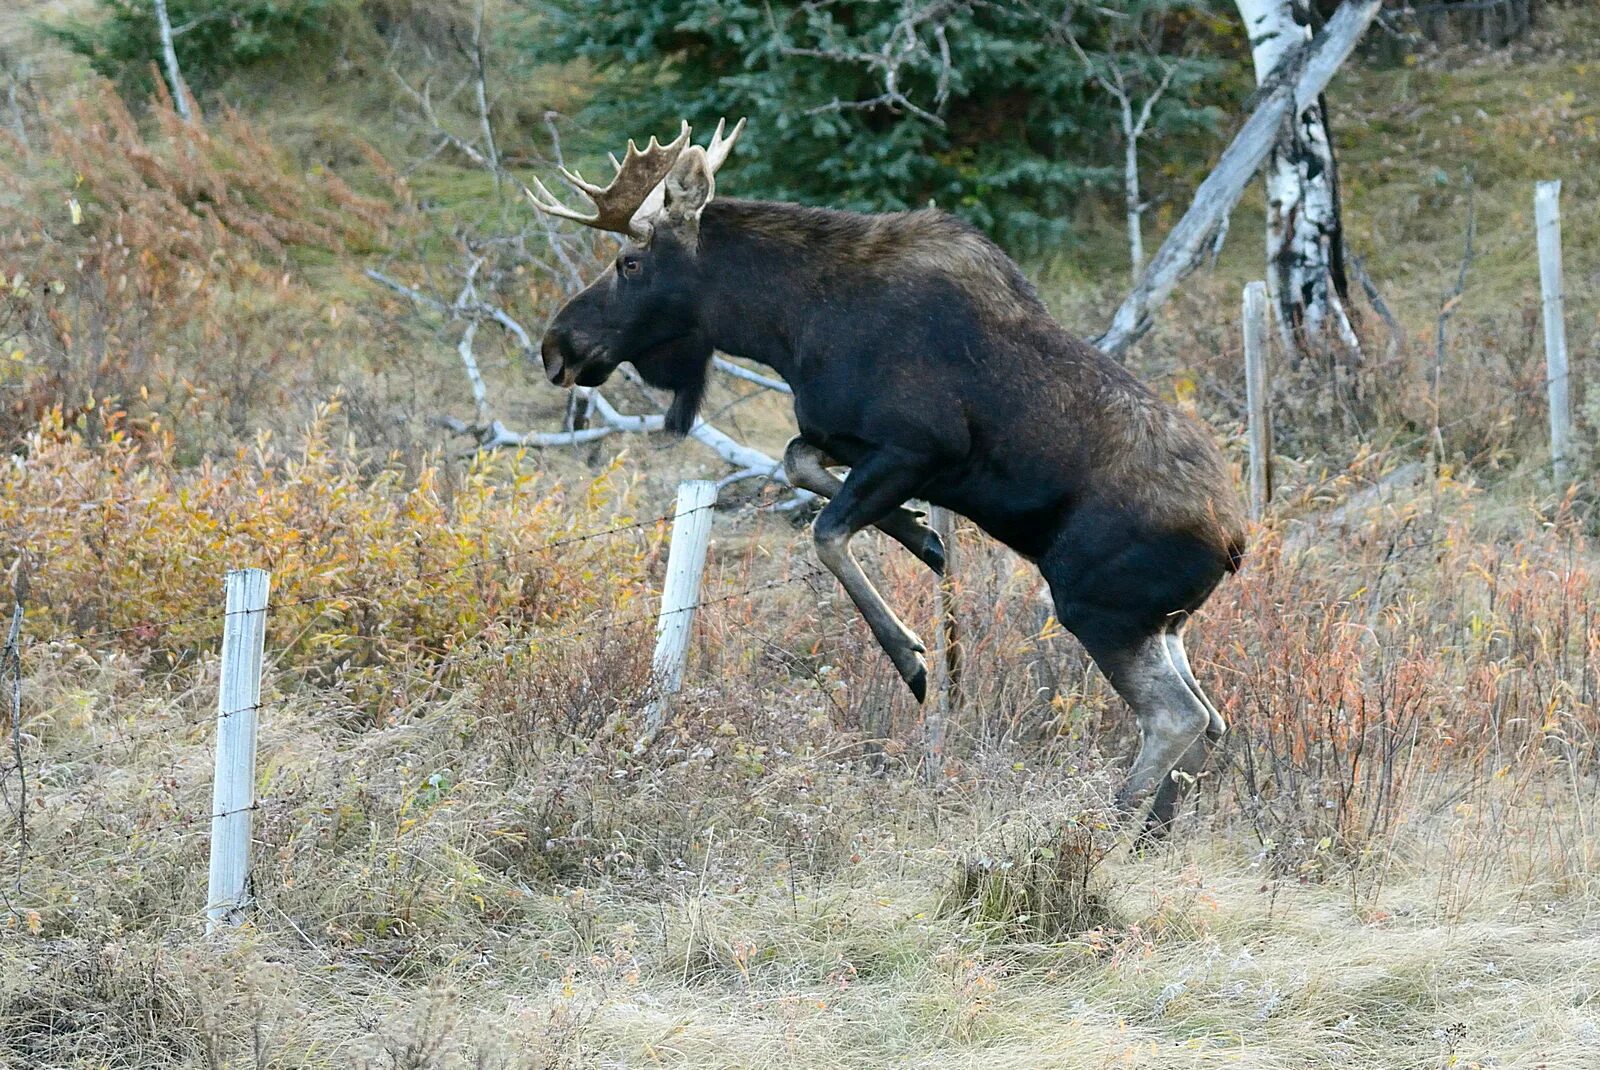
(539, 329, 578, 387)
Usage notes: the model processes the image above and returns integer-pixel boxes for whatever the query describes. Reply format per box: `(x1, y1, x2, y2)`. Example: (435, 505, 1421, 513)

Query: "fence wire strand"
(28, 505, 694, 650)
(1, 359, 1577, 894)
(2, 520, 890, 827)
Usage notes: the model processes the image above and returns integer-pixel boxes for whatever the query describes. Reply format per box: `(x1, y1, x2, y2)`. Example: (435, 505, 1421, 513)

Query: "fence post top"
(676, 480, 720, 510)
(225, 567, 272, 585)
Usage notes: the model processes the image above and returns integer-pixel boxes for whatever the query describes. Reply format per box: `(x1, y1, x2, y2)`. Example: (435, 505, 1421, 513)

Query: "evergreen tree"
(51, 0, 340, 101)
(519, 1, 1230, 254)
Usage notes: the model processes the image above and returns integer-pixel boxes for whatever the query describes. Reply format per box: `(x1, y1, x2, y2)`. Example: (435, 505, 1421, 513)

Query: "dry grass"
(3, 468, 1599, 1068)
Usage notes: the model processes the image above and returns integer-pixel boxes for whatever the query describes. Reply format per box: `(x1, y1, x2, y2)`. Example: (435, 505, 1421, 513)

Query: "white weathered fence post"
(1535, 180, 1572, 485)
(925, 506, 958, 776)
(1243, 280, 1273, 522)
(642, 481, 717, 739)
(206, 568, 270, 933)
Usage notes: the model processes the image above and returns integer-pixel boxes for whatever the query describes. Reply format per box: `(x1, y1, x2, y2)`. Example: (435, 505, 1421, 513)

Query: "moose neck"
(693, 199, 837, 382)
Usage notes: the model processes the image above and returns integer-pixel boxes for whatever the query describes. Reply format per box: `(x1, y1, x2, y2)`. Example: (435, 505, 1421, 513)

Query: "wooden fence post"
(1243, 280, 1273, 521)
(924, 506, 959, 776)
(642, 481, 718, 739)
(206, 567, 270, 933)
(1535, 180, 1572, 485)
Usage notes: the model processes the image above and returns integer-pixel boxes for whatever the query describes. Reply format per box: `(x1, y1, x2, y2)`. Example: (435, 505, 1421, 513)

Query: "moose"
(530, 120, 1246, 836)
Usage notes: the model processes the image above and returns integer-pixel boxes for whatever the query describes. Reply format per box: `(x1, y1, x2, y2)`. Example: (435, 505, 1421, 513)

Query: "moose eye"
(619, 255, 643, 279)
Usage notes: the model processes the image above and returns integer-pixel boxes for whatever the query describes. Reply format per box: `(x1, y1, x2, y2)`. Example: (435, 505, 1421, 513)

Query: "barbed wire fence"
(0, 346, 1579, 928)
(3, 560, 26, 911)
(0, 483, 922, 929)
(0, 174, 1583, 931)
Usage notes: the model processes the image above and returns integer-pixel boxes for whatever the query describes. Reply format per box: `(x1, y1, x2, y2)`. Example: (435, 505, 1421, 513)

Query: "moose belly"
(917, 465, 1073, 562)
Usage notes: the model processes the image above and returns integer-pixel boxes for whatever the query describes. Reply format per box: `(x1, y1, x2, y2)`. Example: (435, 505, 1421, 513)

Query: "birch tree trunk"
(1122, 96, 1145, 279)
(152, 0, 192, 121)
(1235, 0, 1358, 361)
(1093, 0, 1381, 359)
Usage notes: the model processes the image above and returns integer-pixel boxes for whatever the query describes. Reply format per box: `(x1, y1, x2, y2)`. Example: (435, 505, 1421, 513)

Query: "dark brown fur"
(541, 180, 1246, 838)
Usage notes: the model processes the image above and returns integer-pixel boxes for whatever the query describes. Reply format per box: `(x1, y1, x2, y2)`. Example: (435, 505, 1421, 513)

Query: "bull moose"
(530, 120, 1246, 836)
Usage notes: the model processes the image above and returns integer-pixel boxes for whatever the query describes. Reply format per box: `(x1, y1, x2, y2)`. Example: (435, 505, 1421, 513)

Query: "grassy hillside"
(1, 4, 1599, 1069)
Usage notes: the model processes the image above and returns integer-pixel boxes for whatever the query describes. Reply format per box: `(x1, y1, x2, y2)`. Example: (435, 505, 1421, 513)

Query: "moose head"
(530, 119, 745, 435)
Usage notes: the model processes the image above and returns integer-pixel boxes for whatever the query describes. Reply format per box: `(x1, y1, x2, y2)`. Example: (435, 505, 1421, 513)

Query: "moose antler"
(703, 116, 746, 174)
(526, 121, 692, 240)
(527, 119, 746, 240)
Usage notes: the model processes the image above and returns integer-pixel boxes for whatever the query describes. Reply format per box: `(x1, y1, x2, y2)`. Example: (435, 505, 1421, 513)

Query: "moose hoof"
(905, 660, 928, 704)
(887, 644, 929, 703)
(1131, 821, 1175, 853)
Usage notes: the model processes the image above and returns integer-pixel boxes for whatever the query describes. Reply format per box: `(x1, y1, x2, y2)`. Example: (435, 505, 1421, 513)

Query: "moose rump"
(530, 120, 1246, 838)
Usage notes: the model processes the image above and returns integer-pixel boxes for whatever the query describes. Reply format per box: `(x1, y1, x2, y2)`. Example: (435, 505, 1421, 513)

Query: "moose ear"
(662, 146, 715, 230)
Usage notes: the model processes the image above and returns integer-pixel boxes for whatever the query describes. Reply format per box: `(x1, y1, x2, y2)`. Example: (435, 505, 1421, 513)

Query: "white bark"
(1094, 0, 1381, 358)
(713, 356, 792, 394)
(1058, 25, 1175, 282)
(152, 0, 192, 121)
(457, 321, 488, 425)
(1235, 0, 1358, 359)
(1123, 100, 1145, 278)
(470, 0, 500, 187)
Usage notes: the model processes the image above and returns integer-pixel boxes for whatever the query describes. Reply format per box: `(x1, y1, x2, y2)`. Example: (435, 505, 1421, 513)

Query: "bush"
(520, 0, 1231, 254)
(0, 406, 653, 713)
(0, 81, 407, 453)
(49, 0, 347, 102)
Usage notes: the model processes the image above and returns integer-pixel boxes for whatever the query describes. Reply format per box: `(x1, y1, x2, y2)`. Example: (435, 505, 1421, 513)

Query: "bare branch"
(713, 356, 792, 394)
(371, 264, 807, 497)
(366, 268, 450, 314)
(1094, 0, 1382, 358)
(775, 0, 962, 127)
(470, 0, 501, 186)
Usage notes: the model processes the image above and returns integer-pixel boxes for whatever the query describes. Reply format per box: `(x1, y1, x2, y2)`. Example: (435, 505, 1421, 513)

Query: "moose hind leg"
(784, 437, 945, 574)
(1165, 624, 1226, 742)
(1096, 633, 1212, 837)
(809, 450, 932, 702)
(1133, 628, 1226, 839)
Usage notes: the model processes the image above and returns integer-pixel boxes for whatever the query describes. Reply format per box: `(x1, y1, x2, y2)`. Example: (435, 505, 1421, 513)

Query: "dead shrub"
(0, 80, 405, 450)
(0, 407, 651, 714)
(943, 816, 1119, 941)
(0, 941, 204, 1067)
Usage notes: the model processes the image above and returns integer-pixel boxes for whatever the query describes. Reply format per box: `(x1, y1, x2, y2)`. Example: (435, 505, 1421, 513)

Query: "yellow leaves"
(0, 412, 645, 700)
(67, 197, 82, 225)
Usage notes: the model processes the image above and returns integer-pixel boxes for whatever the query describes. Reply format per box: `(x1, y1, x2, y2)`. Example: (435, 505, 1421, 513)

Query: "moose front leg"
(784, 436, 945, 574)
(809, 450, 933, 702)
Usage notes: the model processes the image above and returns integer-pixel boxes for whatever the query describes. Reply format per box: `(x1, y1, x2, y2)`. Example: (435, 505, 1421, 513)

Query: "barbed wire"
(4, 544, 896, 849)
(3, 599, 25, 895)
(1282, 374, 1569, 502)
(3, 366, 1581, 852)
(17, 506, 693, 650)
(3, 533, 889, 781)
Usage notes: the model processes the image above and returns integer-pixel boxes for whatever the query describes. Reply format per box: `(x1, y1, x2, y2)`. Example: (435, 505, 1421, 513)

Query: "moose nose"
(540, 329, 575, 387)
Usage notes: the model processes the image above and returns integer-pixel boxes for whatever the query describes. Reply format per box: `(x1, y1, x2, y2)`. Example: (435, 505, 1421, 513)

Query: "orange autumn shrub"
(0, 81, 406, 451)
(0, 405, 655, 694)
